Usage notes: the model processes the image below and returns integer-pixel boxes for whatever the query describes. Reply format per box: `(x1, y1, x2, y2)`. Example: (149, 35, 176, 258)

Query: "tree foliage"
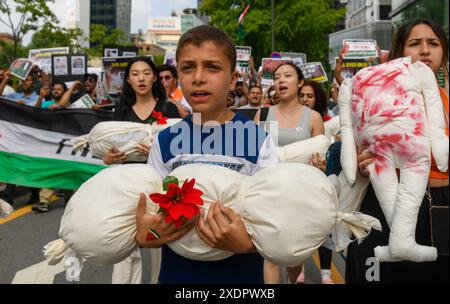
(0, 40, 29, 69)
(0, 0, 58, 59)
(29, 23, 88, 54)
(200, 0, 345, 70)
(87, 24, 133, 58)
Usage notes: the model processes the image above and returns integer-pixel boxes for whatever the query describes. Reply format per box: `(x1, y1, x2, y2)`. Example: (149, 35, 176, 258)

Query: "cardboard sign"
(236, 46, 252, 82)
(281, 52, 307, 67)
(299, 62, 328, 83)
(102, 56, 135, 96)
(68, 94, 95, 109)
(9, 58, 34, 80)
(103, 45, 139, 58)
(236, 46, 251, 62)
(342, 39, 378, 59)
(51, 54, 87, 84)
(28, 47, 69, 74)
(261, 58, 293, 86)
(338, 59, 371, 79)
(164, 50, 177, 67)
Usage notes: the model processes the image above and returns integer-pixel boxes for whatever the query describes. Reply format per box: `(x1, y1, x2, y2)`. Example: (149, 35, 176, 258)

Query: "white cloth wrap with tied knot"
(72, 119, 181, 163)
(167, 163, 381, 267)
(44, 163, 380, 269)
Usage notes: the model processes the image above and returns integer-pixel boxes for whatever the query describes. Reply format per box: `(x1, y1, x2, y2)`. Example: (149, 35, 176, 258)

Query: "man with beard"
(35, 82, 67, 109)
(58, 73, 98, 108)
(240, 85, 262, 109)
(0, 72, 39, 106)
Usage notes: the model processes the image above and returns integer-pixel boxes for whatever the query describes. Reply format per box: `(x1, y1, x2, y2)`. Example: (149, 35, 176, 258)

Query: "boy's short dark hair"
(176, 25, 236, 73)
(158, 64, 178, 79)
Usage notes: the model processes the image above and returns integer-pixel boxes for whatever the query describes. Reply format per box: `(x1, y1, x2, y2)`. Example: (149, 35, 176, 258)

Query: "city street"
(0, 187, 346, 284)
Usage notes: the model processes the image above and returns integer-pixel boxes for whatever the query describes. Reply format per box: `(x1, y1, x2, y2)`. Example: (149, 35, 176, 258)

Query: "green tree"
(88, 24, 133, 58)
(200, 0, 345, 70)
(29, 24, 88, 54)
(0, 40, 29, 69)
(0, 0, 58, 61)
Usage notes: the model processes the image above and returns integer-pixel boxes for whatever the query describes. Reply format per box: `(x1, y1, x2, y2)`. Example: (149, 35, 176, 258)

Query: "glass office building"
(390, 0, 448, 34)
(90, 0, 131, 39)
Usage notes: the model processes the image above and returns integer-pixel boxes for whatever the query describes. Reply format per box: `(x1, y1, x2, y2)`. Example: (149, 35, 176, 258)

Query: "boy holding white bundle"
(135, 25, 278, 283)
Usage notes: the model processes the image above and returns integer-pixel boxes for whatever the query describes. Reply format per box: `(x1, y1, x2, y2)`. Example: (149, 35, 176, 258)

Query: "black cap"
(83, 73, 98, 82)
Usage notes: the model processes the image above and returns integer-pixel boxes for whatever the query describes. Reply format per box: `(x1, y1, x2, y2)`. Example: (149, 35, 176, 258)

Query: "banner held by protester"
(0, 97, 113, 190)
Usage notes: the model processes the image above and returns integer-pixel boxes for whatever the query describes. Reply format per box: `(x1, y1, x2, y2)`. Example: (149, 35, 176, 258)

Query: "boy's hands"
(196, 202, 256, 254)
(135, 193, 195, 248)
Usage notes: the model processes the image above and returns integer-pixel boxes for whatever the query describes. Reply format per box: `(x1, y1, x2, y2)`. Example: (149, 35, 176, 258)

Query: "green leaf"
(162, 176, 179, 191)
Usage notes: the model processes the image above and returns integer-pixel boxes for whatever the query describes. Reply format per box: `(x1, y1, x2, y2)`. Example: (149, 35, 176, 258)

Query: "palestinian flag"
(0, 97, 114, 190)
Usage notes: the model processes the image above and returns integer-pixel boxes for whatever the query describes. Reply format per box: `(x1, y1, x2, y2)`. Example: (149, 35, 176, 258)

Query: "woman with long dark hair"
(104, 56, 179, 165)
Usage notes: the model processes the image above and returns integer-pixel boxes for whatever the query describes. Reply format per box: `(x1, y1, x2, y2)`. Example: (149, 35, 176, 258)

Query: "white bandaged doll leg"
(387, 158, 437, 262)
(374, 142, 437, 262)
(369, 150, 403, 262)
(111, 247, 142, 284)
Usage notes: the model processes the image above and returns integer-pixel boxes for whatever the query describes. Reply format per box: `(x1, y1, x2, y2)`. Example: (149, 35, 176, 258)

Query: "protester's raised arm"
(0, 70, 11, 96)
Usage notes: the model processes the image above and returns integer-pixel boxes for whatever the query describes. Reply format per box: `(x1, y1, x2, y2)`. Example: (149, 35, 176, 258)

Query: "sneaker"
(321, 275, 335, 284)
(32, 202, 49, 213)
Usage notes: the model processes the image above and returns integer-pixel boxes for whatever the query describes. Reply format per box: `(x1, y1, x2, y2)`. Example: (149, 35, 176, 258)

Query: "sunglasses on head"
(85, 77, 96, 82)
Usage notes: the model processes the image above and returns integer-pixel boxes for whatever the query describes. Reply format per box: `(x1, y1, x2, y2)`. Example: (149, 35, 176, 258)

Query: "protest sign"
(71, 56, 86, 75)
(261, 58, 293, 86)
(9, 59, 33, 80)
(338, 58, 371, 79)
(68, 94, 95, 109)
(299, 62, 328, 83)
(102, 57, 135, 96)
(281, 52, 307, 67)
(342, 39, 378, 59)
(103, 45, 139, 58)
(164, 50, 177, 67)
(51, 54, 88, 84)
(236, 46, 252, 82)
(28, 47, 69, 74)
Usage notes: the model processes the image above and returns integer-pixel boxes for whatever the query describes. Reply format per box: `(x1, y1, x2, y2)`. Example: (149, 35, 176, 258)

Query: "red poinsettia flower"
(149, 178, 204, 228)
(151, 110, 168, 125)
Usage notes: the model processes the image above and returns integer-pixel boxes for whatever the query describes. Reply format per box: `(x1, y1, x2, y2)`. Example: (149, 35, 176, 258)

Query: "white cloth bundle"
(277, 135, 331, 163)
(0, 198, 14, 218)
(49, 164, 162, 265)
(72, 119, 181, 162)
(167, 163, 381, 267)
(44, 162, 380, 271)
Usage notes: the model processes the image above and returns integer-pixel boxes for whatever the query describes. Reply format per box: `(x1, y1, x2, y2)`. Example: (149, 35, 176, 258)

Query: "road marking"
(311, 251, 344, 284)
(11, 260, 65, 284)
(0, 194, 62, 225)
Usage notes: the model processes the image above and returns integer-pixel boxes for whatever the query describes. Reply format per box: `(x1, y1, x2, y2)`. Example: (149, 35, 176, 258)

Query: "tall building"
(328, 0, 393, 68)
(389, 0, 448, 34)
(66, 0, 90, 48)
(90, 0, 131, 40)
(181, 8, 204, 34)
(197, 0, 210, 25)
(145, 10, 204, 52)
(146, 17, 181, 52)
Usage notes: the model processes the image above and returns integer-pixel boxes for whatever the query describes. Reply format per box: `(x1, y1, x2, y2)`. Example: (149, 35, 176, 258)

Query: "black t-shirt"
(113, 100, 180, 123)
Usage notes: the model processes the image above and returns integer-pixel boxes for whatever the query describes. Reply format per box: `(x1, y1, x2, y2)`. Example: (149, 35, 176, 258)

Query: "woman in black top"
(104, 56, 180, 165)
